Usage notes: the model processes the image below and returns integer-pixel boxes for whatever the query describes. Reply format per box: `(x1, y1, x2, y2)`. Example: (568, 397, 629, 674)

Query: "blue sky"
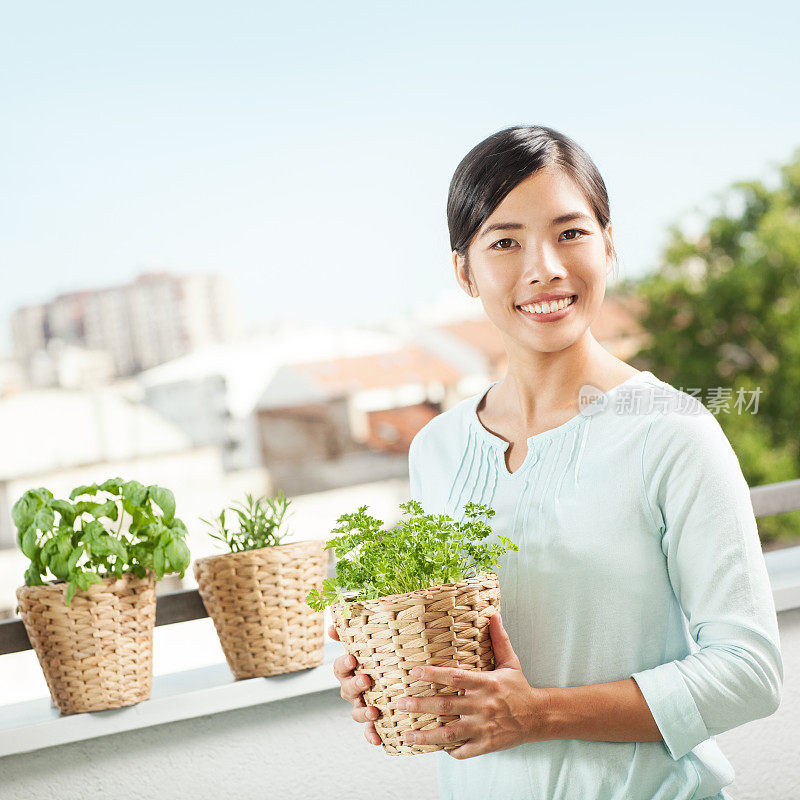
(1, 1, 799, 356)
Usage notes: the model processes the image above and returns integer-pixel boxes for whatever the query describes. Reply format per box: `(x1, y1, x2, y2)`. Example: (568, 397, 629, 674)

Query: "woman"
(330, 125, 783, 800)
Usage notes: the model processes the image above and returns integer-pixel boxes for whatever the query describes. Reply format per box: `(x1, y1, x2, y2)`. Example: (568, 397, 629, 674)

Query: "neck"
(495, 333, 622, 426)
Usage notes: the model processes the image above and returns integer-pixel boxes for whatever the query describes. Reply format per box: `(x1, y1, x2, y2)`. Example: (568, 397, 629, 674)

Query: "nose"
(520, 243, 568, 285)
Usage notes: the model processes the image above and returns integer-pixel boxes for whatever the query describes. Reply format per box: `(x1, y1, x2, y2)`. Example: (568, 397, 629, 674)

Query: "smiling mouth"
(516, 295, 578, 319)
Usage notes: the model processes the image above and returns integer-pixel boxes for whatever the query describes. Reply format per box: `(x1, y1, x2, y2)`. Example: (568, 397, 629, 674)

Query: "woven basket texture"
(16, 571, 156, 715)
(194, 538, 326, 679)
(331, 571, 500, 756)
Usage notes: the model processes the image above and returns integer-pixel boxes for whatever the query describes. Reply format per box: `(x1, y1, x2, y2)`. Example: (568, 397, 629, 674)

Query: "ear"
(453, 250, 477, 297)
(605, 224, 616, 276)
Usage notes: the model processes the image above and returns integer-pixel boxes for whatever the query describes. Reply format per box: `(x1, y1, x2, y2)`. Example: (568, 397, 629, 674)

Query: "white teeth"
(520, 296, 575, 315)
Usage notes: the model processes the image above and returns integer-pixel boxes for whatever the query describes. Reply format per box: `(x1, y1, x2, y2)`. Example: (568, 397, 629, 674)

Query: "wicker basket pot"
(16, 571, 156, 715)
(330, 571, 500, 756)
(194, 538, 326, 679)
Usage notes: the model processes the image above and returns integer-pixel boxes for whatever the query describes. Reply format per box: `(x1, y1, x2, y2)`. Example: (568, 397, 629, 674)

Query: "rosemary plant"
(201, 491, 293, 552)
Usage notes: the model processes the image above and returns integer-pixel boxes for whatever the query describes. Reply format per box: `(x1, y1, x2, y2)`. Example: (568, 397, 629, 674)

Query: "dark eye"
(560, 229, 587, 241)
(490, 238, 516, 250)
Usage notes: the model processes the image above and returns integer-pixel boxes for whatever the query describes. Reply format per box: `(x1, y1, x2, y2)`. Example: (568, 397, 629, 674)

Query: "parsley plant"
(305, 499, 517, 618)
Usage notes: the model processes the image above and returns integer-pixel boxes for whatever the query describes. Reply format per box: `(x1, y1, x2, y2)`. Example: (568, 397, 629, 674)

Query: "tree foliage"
(624, 148, 800, 544)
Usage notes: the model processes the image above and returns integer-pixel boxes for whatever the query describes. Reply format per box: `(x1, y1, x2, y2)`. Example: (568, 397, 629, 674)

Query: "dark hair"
(447, 125, 618, 292)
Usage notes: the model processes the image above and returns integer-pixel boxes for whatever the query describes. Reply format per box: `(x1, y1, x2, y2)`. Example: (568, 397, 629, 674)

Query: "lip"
(517, 294, 578, 323)
(517, 291, 577, 305)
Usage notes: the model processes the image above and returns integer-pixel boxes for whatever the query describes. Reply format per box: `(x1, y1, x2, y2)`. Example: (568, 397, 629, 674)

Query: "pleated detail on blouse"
(512, 464, 537, 539)
(445, 426, 500, 521)
(572, 415, 592, 489)
(554, 423, 584, 499)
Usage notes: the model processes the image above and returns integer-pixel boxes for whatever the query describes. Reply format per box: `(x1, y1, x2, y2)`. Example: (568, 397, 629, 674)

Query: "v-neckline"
(469, 371, 653, 478)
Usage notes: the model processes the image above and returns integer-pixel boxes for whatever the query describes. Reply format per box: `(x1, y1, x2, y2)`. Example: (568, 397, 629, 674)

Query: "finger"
(328, 624, 340, 641)
(446, 739, 480, 759)
(396, 692, 471, 716)
(411, 666, 482, 689)
(332, 653, 357, 680)
(342, 672, 371, 702)
(402, 720, 467, 748)
(365, 721, 382, 746)
(351, 703, 380, 723)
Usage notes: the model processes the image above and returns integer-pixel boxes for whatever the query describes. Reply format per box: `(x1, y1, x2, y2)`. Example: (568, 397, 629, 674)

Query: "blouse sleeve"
(408, 430, 424, 504)
(631, 402, 784, 761)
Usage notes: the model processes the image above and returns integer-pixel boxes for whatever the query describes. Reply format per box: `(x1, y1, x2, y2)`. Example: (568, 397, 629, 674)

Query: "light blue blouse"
(407, 370, 782, 800)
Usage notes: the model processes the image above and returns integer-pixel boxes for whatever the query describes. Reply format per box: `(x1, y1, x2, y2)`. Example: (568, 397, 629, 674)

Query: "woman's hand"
(329, 624, 382, 746)
(396, 610, 552, 759)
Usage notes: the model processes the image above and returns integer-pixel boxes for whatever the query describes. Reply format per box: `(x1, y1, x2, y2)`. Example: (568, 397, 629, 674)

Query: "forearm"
(541, 678, 663, 744)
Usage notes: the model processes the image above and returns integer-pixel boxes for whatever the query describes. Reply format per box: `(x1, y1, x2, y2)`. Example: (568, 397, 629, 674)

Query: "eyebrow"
(478, 211, 594, 240)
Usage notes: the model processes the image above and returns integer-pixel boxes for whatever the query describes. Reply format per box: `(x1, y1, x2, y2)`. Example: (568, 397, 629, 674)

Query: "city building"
(11, 272, 241, 383)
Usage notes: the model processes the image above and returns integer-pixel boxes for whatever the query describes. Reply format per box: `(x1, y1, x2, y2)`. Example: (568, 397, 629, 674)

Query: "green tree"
(622, 147, 800, 545)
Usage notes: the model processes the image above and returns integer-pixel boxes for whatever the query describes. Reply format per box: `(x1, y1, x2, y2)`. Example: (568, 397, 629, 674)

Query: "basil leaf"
(24, 564, 44, 586)
(74, 501, 100, 517)
(165, 538, 190, 573)
(40, 538, 58, 566)
(67, 545, 83, 572)
(21, 526, 37, 560)
(99, 477, 124, 494)
(32, 487, 54, 503)
(12, 493, 37, 531)
(149, 487, 175, 523)
(121, 480, 147, 508)
(50, 554, 70, 581)
(33, 506, 55, 532)
(89, 533, 125, 558)
(153, 544, 165, 578)
(51, 499, 77, 526)
(69, 484, 97, 500)
(92, 500, 119, 521)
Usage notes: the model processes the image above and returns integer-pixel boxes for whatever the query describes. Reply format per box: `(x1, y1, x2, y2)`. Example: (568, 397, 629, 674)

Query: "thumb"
(489, 610, 521, 670)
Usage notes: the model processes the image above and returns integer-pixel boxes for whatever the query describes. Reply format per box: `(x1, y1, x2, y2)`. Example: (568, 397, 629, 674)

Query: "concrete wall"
(1, 607, 798, 800)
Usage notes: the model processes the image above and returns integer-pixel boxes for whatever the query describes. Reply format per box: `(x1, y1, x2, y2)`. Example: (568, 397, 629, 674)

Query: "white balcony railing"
(1, 479, 799, 800)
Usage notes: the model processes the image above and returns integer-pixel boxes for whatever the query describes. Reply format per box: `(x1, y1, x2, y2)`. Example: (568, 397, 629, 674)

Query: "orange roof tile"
(292, 344, 463, 393)
(440, 319, 506, 359)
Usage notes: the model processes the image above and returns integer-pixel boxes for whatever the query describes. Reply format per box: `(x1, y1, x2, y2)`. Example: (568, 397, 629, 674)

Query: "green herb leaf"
(304, 500, 516, 612)
(32, 487, 54, 504)
(89, 533, 126, 558)
(20, 525, 37, 560)
(201, 492, 293, 553)
(12, 492, 37, 531)
(165, 538, 190, 573)
(99, 477, 124, 493)
(153, 544, 165, 578)
(51, 499, 77, 526)
(91, 500, 119, 521)
(66, 544, 84, 572)
(15, 476, 189, 606)
(33, 506, 55, 532)
(50, 554, 70, 581)
(121, 480, 147, 508)
(69, 484, 97, 500)
(149, 487, 175, 523)
(24, 563, 44, 586)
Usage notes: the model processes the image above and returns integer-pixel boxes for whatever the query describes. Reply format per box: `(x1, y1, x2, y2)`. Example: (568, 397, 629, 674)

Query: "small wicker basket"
(194, 538, 327, 679)
(16, 571, 156, 715)
(330, 571, 500, 756)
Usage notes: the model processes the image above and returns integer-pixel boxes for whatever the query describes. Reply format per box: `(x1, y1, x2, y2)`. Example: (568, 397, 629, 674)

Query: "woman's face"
(453, 165, 614, 354)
